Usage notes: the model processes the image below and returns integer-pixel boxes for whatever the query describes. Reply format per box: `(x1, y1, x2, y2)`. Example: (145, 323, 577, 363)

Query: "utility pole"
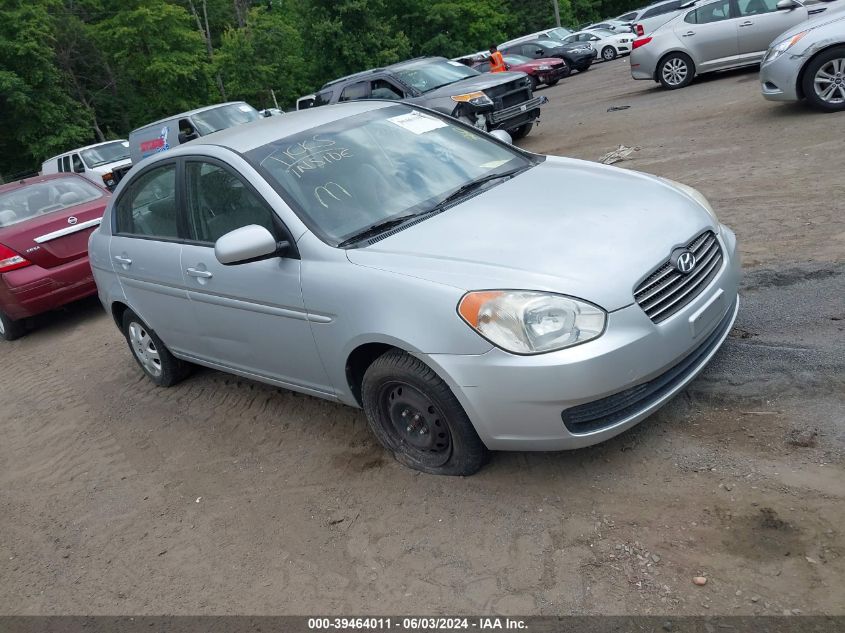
(552, 0, 561, 27)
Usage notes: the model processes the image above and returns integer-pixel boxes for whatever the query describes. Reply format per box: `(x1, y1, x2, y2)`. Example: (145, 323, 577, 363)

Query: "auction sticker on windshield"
(388, 111, 448, 135)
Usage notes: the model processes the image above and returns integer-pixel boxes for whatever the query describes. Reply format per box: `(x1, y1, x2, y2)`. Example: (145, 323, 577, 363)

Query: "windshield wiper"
(337, 213, 428, 247)
(337, 168, 525, 248)
(431, 167, 525, 211)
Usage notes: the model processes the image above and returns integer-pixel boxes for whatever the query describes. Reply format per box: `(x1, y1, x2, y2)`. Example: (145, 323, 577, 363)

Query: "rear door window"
(685, 0, 732, 23)
(339, 82, 370, 102)
(115, 164, 180, 240)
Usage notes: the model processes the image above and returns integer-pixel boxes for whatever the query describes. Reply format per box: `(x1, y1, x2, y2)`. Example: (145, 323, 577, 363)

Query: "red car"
(0, 173, 109, 340)
(471, 54, 570, 90)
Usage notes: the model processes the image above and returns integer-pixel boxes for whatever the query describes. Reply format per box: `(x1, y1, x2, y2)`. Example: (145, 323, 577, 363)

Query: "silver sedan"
(89, 101, 740, 476)
(630, 0, 822, 89)
(761, 9, 845, 110)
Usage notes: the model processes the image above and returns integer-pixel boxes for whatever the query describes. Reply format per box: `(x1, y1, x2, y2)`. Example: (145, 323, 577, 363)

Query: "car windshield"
(80, 141, 130, 168)
(504, 55, 532, 64)
(548, 27, 573, 39)
(191, 103, 259, 135)
(247, 104, 535, 245)
(0, 177, 103, 228)
(393, 60, 480, 94)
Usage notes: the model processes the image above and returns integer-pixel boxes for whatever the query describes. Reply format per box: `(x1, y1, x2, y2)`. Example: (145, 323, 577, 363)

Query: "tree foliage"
(0, 0, 643, 178)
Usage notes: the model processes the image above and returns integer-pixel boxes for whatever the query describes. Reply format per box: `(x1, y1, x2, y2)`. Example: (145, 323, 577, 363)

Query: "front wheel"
(658, 53, 694, 89)
(0, 309, 25, 341)
(509, 121, 534, 140)
(802, 46, 845, 112)
(122, 309, 191, 387)
(602, 46, 617, 61)
(528, 75, 539, 91)
(547, 79, 560, 86)
(361, 350, 488, 476)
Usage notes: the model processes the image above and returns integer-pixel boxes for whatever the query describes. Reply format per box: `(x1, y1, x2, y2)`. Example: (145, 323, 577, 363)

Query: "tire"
(801, 46, 845, 112)
(361, 349, 488, 476)
(0, 309, 25, 341)
(657, 53, 694, 89)
(509, 121, 534, 140)
(601, 46, 617, 61)
(547, 79, 560, 86)
(528, 75, 539, 92)
(121, 309, 190, 387)
(578, 63, 591, 72)
(560, 66, 572, 78)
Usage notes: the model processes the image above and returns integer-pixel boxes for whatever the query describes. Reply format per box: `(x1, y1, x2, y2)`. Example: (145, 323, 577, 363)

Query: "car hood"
(775, 6, 843, 41)
(346, 157, 716, 312)
(421, 72, 528, 97)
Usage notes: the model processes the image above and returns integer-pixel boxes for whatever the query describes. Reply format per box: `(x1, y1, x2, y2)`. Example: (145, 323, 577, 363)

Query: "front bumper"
(537, 67, 568, 84)
(489, 95, 547, 130)
(760, 53, 802, 102)
(423, 226, 741, 451)
(567, 52, 595, 69)
(0, 256, 96, 320)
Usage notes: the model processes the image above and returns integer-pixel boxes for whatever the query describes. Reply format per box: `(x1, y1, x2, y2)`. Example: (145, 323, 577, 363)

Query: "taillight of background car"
(0, 243, 31, 273)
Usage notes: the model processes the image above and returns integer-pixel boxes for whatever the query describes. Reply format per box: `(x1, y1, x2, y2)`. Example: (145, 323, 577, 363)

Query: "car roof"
(0, 172, 91, 195)
(131, 102, 251, 132)
(43, 139, 128, 163)
(170, 101, 398, 155)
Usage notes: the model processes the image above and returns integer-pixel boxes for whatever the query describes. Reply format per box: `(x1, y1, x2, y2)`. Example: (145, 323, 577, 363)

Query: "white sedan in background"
(561, 29, 635, 61)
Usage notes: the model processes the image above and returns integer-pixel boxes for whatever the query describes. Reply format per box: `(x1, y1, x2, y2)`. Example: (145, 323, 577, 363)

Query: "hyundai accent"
(88, 102, 740, 476)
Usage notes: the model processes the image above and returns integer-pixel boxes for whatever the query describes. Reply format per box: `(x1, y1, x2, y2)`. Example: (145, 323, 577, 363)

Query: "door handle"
(739, 20, 754, 26)
(113, 255, 132, 265)
(186, 267, 213, 279)
(682, 30, 696, 36)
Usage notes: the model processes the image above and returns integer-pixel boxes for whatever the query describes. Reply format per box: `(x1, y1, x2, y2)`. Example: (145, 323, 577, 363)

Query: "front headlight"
(458, 291, 606, 354)
(451, 91, 494, 107)
(537, 64, 552, 70)
(661, 178, 719, 226)
(765, 30, 808, 63)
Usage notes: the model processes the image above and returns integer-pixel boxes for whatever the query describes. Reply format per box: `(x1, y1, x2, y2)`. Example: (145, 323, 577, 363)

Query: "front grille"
(501, 89, 531, 109)
(561, 297, 736, 434)
(634, 231, 723, 323)
(489, 96, 545, 124)
(112, 164, 132, 185)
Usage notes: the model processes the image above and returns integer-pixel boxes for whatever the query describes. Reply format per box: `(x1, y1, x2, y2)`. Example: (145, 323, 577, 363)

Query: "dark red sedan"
(471, 54, 570, 90)
(0, 173, 109, 340)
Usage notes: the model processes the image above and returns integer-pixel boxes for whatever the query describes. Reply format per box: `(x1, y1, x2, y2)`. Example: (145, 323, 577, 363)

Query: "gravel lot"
(1, 59, 843, 616)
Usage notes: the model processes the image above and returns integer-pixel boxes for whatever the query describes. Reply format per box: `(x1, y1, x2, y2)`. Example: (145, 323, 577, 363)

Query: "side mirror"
(536, 49, 544, 55)
(73, 165, 85, 174)
(489, 129, 513, 145)
(214, 224, 286, 265)
(776, 0, 797, 9)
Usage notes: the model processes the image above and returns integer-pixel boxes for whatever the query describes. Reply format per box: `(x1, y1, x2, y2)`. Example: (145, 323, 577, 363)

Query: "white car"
(500, 26, 574, 48)
(586, 20, 635, 32)
(561, 29, 635, 60)
(41, 140, 132, 192)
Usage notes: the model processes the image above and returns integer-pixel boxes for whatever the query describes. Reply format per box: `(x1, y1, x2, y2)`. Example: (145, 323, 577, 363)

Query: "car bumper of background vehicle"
(538, 68, 568, 84)
(424, 227, 740, 451)
(759, 56, 801, 102)
(0, 256, 96, 320)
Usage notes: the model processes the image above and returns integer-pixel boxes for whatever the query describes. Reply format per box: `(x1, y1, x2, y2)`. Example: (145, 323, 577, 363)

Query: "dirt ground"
(1, 59, 843, 616)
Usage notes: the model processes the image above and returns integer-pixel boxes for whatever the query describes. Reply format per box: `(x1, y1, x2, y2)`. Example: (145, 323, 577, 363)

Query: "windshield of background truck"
(81, 141, 130, 168)
(393, 61, 480, 94)
(191, 103, 259, 135)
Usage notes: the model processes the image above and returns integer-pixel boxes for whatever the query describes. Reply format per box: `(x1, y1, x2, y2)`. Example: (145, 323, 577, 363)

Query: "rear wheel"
(0, 309, 25, 341)
(361, 350, 487, 476)
(509, 121, 534, 140)
(122, 309, 190, 387)
(602, 46, 617, 61)
(802, 46, 845, 112)
(658, 53, 694, 89)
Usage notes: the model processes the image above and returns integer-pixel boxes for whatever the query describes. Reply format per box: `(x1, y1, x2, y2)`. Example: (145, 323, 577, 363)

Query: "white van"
(41, 140, 132, 191)
(127, 102, 259, 165)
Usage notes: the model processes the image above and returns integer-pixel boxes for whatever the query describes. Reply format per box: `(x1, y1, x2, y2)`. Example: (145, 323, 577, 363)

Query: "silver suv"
(630, 0, 824, 88)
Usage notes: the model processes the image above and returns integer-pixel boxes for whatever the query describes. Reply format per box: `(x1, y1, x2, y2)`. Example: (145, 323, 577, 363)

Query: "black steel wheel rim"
(378, 381, 452, 467)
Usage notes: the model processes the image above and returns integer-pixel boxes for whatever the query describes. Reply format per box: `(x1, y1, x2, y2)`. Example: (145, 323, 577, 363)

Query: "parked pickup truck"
(315, 56, 547, 139)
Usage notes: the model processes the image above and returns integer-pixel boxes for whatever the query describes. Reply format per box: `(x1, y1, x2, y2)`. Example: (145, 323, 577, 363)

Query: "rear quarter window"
(642, 1, 681, 18)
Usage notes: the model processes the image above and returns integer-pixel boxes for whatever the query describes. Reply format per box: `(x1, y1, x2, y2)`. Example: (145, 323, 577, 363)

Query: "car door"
(734, 0, 808, 58)
(521, 43, 544, 59)
(179, 157, 332, 394)
(109, 161, 196, 353)
(675, 0, 740, 71)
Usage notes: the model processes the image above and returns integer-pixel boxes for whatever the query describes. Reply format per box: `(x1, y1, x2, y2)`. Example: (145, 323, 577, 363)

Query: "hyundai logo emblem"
(67, 216, 78, 225)
(671, 248, 697, 274)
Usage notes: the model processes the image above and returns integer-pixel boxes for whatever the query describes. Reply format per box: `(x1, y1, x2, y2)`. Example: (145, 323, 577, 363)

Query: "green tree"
(0, 0, 91, 177)
(399, 0, 511, 58)
(93, 0, 212, 128)
(216, 3, 308, 108)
